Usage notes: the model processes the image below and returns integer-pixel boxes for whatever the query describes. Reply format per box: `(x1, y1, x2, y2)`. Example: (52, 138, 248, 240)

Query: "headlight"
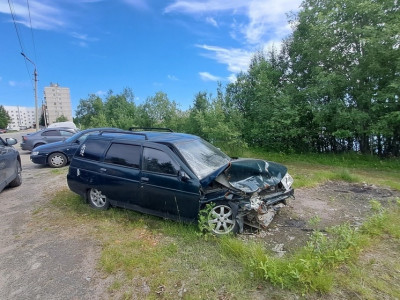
(31, 151, 39, 156)
(281, 173, 294, 191)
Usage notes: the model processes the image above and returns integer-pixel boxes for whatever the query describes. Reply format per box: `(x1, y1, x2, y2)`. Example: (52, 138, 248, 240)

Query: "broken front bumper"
(236, 188, 295, 232)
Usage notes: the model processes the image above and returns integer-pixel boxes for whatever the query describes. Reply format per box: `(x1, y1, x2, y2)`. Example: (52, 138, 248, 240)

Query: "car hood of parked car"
(200, 158, 288, 193)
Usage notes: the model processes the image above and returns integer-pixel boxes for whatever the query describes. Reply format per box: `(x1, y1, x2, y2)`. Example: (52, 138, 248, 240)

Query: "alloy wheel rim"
(208, 205, 235, 234)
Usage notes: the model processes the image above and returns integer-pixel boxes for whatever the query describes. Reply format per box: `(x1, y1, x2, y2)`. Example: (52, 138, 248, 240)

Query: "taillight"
(23, 136, 27, 141)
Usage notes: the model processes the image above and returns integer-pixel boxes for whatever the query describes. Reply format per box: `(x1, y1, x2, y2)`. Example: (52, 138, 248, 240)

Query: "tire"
(207, 202, 238, 235)
(8, 160, 22, 187)
(48, 152, 67, 168)
(87, 188, 110, 210)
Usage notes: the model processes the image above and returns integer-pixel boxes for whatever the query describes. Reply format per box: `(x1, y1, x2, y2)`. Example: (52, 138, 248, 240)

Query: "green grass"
(50, 191, 262, 299)
(50, 166, 69, 175)
(46, 151, 400, 298)
(49, 189, 400, 299)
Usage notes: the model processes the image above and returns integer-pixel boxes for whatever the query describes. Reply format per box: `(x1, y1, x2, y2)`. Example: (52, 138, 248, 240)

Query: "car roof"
(89, 131, 199, 145)
(78, 127, 129, 134)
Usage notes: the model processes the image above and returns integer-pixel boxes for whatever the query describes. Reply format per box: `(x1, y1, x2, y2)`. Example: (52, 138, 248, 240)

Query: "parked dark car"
(30, 128, 129, 168)
(67, 131, 294, 235)
(0, 137, 22, 192)
(21, 127, 79, 151)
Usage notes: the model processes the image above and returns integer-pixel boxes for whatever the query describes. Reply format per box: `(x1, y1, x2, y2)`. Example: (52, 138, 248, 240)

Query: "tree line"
(74, 0, 399, 157)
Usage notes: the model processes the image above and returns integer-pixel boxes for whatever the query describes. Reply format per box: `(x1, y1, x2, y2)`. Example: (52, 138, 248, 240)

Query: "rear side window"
(104, 143, 141, 168)
(142, 147, 179, 175)
(78, 139, 110, 161)
(42, 130, 59, 136)
(60, 130, 75, 136)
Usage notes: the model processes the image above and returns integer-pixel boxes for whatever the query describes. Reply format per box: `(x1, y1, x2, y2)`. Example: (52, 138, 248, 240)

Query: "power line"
(26, 0, 38, 63)
(7, 0, 34, 88)
(7, 0, 25, 52)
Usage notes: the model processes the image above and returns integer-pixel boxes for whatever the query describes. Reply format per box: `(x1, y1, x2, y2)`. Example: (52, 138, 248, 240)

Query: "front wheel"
(87, 188, 110, 210)
(208, 203, 238, 235)
(48, 152, 67, 168)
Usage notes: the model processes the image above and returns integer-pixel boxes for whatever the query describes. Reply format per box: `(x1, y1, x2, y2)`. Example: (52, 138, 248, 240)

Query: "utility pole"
(21, 52, 39, 131)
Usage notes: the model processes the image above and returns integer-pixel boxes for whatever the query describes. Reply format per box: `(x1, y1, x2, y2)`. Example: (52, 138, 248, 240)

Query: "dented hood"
(217, 159, 287, 193)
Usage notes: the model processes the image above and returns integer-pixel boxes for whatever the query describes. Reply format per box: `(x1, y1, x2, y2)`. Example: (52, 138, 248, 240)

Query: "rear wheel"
(87, 188, 110, 210)
(207, 203, 238, 235)
(48, 152, 67, 168)
(9, 161, 22, 187)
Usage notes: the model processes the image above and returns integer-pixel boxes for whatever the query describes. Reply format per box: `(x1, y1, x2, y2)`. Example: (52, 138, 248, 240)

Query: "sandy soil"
(1, 142, 399, 299)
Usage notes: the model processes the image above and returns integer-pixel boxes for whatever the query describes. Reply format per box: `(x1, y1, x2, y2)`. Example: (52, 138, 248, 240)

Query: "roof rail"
(99, 130, 148, 140)
(129, 127, 173, 132)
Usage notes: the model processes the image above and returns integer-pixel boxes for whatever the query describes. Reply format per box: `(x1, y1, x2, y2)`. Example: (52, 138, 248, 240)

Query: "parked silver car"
(21, 127, 79, 151)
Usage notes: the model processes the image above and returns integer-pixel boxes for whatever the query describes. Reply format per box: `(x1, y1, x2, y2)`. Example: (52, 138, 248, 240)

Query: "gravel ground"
(0, 145, 108, 300)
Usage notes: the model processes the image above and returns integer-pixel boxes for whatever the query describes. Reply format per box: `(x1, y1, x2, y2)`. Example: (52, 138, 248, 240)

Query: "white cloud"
(166, 0, 301, 77)
(70, 32, 98, 47)
(205, 17, 218, 27)
(0, 0, 67, 30)
(8, 81, 17, 87)
(167, 75, 179, 81)
(227, 74, 237, 83)
(196, 44, 252, 73)
(165, 0, 301, 45)
(199, 72, 221, 82)
(95, 90, 107, 96)
(164, 1, 246, 14)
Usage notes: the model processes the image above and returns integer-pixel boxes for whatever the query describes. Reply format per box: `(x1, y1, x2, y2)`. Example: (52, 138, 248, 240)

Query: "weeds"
(197, 203, 216, 239)
(308, 215, 321, 227)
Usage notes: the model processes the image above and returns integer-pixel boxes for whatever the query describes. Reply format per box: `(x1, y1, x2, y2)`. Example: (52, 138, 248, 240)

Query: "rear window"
(104, 143, 141, 168)
(78, 139, 110, 161)
(60, 130, 75, 136)
(42, 130, 59, 136)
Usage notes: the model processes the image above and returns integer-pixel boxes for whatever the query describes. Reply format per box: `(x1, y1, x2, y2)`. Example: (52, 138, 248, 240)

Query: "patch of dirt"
(240, 181, 400, 254)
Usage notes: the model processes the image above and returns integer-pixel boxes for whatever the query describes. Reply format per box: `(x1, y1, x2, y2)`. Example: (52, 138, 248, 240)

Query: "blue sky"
(0, 0, 301, 114)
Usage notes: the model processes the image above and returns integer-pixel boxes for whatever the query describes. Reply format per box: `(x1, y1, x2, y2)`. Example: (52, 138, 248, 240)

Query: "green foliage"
(187, 88, 247, 156)
(135, 91, 182, 130)
(286, 0, 400, 155)
(197, 202, 216, 239)
(74, 88, 136, 129)
(55, 115, 68, 122)
(0, 105, 11, 129)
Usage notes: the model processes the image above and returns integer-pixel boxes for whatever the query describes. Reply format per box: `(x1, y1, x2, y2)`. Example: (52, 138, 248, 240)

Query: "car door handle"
(140, 177, 149, 182)
(100, 168, 107, 173)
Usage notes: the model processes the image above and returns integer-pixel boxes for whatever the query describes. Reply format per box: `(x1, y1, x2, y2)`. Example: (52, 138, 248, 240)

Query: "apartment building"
(3, 106, 35, 130)
(44, 83, 72, 124)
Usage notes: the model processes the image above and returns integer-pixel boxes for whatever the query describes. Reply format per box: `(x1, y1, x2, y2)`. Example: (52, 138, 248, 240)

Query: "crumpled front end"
(210, 158, 294, 231)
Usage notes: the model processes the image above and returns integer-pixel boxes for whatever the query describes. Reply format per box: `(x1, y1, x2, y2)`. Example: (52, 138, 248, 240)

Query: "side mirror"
(178, 170, 190, 182)
(6, 138, 18, 146)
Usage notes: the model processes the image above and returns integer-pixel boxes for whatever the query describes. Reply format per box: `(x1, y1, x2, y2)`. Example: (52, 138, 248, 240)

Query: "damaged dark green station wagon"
(67, 130, 294, 235)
